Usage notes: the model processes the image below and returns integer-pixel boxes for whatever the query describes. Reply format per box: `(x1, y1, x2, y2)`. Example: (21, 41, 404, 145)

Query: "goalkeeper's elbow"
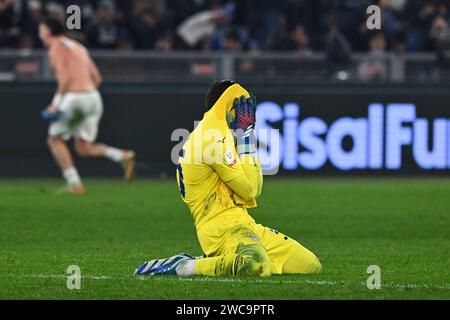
(237, 184, 258, 201)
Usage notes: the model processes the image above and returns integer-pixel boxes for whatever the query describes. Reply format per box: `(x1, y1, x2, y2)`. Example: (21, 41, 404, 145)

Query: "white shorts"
(48, 90, 103, 143)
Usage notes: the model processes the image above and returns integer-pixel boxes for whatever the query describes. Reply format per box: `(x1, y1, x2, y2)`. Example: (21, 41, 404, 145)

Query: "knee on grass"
(47, 135, 63, 147)
(304, 255, 322, 275)
(283, 251, 322, 275)
(74, 140, 95, 157)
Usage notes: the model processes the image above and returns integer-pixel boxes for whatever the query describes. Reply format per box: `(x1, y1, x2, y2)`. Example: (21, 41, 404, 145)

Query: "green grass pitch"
(0, 178, 449, 299)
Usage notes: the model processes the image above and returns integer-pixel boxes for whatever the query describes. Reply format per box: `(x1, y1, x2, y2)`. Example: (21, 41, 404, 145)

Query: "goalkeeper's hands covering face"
(226, 94, 257, 156)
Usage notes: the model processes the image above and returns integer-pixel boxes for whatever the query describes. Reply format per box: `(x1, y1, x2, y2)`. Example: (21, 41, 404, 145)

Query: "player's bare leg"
(47, 136, 84, 194)
(74, 139, 136, 182)
(281, 245, 322, 275)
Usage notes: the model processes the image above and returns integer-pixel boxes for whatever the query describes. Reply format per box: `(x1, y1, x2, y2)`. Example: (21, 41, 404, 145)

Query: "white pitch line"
(146, 277, 450, 290)
(21, 274, 113, 280)
(378, 283, 450, 290)
(3, 274, 450, 291)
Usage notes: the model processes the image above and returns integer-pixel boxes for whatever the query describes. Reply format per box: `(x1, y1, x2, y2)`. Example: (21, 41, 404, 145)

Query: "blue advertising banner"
(255, 99, 449, 174)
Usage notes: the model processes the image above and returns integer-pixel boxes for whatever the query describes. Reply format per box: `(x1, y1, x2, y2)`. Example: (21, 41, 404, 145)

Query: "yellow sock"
(194, 243, 272, 277)
(194, 256, 225, 276)
(282, 245, 322, 274)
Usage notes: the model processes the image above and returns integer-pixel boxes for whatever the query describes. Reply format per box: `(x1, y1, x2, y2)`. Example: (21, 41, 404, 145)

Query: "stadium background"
(1, 0, 450, 177)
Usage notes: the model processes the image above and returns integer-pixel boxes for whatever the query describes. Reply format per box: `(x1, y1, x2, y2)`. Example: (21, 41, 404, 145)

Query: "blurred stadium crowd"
(0, 0, 449, 55)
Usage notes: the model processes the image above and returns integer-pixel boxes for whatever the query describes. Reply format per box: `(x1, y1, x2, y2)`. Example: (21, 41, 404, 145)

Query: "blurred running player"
(39, 17, 135, 194)
(134, 80, 321, 277)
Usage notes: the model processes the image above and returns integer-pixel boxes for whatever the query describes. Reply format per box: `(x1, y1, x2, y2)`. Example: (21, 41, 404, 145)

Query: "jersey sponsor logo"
(217, 137, 226, 144)
(225, 150, 236, 166)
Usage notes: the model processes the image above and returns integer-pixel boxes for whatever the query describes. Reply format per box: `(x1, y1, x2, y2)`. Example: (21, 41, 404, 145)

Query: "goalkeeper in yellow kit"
(134, 80, 321, 277)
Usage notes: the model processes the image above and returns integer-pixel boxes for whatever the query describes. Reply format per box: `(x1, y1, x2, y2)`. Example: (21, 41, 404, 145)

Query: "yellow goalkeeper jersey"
(176, 84, 263, 230)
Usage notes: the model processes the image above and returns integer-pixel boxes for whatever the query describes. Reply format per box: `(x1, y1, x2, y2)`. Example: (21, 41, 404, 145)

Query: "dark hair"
(41, 16, 65, 36)
(205, 80, 236, 110)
